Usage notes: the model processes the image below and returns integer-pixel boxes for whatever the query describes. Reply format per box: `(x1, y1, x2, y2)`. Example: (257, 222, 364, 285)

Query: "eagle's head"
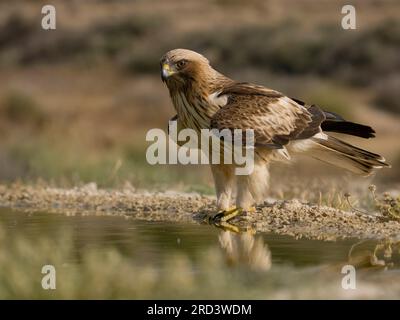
(160, 49, 230, 128)
(160, 49, 215, 89)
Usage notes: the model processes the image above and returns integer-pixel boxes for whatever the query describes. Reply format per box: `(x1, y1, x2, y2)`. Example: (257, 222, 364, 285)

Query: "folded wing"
(210, 82, 325, 148)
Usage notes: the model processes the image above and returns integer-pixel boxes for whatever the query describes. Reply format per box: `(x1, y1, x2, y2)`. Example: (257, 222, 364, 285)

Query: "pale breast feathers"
(209, 82, 326, 148)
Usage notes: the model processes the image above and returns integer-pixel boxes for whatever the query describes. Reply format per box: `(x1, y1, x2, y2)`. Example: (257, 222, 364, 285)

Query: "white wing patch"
(313, 132, 328, 140)
(208, 91, 228, 107)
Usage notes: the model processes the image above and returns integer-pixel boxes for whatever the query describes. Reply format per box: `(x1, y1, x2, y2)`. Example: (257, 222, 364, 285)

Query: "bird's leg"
(208, 172, 255, 230)
(233, 175, 256, 220)
(208, 208, 243, 233)
(210, 164, 235, 220)
(209, 170, 258, 223)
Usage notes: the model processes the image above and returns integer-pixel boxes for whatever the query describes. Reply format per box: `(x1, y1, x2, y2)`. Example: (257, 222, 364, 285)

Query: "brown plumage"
(160, 48, 389, 215)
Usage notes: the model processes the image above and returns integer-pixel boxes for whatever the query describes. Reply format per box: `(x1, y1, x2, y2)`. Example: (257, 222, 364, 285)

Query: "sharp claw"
(206, 211, 223, 224)
(221, 208, 242, 222)
(210, 207, 243, 223)
(212, 210, 226, 222)
(206, 208, 257, 233)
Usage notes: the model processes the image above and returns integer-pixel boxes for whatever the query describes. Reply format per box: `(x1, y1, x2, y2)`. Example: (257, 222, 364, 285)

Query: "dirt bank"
(0, 183, 399, 241)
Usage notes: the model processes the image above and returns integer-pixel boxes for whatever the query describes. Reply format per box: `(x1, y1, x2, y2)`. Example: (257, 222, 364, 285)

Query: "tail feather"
(321, 120, 376, 139)
(310, 135, 389, 176)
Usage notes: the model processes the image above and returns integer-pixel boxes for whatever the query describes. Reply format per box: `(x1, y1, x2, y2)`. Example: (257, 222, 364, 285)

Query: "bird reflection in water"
(217, 228, 272, 272)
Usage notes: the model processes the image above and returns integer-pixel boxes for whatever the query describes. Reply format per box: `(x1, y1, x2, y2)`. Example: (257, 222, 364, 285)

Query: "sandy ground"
(1, 183, 400, 241)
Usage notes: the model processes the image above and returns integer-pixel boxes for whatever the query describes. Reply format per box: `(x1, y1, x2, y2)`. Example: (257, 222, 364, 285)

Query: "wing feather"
(210, 83, 325, 148)
(291, 97, 375, 138)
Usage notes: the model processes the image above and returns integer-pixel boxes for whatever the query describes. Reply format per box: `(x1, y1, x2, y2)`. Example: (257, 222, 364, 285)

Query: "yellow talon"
(207, 207, 256, 233)
(208, 206, 257, 225)
(221, 207, 242, 222)
(218, 221, 240, 233)
(210, 207, 243, 223)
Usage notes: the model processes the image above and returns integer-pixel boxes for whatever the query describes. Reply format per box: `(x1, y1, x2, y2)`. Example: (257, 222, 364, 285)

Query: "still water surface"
(0, 208, 399, 298)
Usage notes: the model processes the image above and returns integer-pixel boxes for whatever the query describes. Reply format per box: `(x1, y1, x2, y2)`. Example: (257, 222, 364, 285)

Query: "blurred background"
(0, 0, 399, 194)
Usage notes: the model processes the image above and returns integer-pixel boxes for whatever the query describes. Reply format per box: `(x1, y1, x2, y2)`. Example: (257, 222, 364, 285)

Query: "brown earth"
(1, 183, 399, 241)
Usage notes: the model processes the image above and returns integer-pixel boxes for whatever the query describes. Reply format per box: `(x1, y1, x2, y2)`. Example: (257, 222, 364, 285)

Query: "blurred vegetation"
(1, 141, 214, 192)
(368, 185, 400, 221)
(0, 0, 398, 301)
(0, 0, 398, 188)
(1, 91, 46, 127)
(0, 220, 398, 299)
(373, 75, 400, 114)
(1, 12, 398, 94)
(0, 222, 275, 299)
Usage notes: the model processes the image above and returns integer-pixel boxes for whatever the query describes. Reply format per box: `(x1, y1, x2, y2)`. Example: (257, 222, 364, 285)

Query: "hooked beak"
(161, 62, 174, 82)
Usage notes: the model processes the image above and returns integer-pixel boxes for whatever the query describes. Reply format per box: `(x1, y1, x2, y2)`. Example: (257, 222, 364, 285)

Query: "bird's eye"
(176, 60, 187, 70)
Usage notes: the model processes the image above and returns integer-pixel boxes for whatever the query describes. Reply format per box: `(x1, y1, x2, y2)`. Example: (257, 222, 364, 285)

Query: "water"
(0, 207, 399, 299)
(0, 208, 355, 266)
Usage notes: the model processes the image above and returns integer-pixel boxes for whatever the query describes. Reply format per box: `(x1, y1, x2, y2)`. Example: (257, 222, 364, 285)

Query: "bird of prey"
(160, 48, 389, 223)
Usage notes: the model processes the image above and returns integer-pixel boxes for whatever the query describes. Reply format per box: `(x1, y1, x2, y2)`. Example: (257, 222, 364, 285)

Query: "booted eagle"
(160, 49, 389, 222)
